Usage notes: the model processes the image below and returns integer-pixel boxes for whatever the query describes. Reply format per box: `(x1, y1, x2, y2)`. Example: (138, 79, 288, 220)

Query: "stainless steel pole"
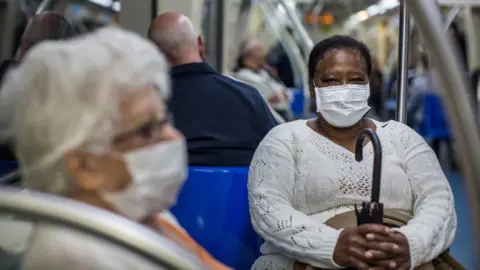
(407, 0, 480, 256)
(1, 1, 19, 61)
(443, 5, 461, 32)
(278, 0, 314, 58)
(35, 0, 53, 15)
(277, 0, 313, 118)
(396, 0, 410, 124)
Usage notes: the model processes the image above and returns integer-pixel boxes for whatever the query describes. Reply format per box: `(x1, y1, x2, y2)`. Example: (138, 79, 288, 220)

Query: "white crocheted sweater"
(248, 119, 456, 270)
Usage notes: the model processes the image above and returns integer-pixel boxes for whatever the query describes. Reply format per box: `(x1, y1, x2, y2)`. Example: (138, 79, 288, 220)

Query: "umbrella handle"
(355, 202, 384, 225)
(355, 128, 383, 203)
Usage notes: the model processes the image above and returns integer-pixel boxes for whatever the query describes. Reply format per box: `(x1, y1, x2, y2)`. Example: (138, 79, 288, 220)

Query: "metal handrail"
(1, 1, 19, 60)
(258, 1, 306, 87)
(35, 0, 53, 15)
(278, 0, 314, 59)
(396, 0, 410, 123)
(0, 188, 205, 269)
(407, 0, 480, 256)
(271, 0, 313, 116)
(443, 5, 462, 32)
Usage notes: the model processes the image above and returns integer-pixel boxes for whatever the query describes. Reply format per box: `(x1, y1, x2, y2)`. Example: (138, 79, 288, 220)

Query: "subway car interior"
(1, 0, 480, 269)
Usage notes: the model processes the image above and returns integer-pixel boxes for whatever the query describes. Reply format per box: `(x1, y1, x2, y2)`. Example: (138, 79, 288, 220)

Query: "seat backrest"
(171, 167, 262, 270)
(0, 161, 20, 186)
(0, 251, 23, 270)
(0, 161, 17, 174)
(290, 88, 305, 118)
(418, 93, 451, 140)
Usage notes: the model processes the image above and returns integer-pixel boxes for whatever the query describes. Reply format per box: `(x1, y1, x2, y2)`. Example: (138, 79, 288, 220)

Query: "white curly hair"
(0, 27, 170, 194)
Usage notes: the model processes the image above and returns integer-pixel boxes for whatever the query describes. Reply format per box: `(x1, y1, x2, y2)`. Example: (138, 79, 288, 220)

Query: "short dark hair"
(307, 35, 372, 84)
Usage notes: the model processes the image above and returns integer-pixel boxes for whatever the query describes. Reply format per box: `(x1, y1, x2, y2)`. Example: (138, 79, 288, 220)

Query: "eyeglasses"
(113, 113, 174, 144)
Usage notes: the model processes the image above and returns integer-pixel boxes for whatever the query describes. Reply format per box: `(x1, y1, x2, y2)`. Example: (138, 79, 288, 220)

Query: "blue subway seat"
(384, 99, 397, 111)
(417, 94, 451, 141)
(0, 161, 17, 176)
(290, 87, 305, 119)
(171, 167, 262, 270)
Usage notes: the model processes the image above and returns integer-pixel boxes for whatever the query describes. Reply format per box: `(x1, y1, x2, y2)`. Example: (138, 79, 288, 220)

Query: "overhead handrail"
(407, 0, 480, 256)
(35, 0, 52, 15)
(268, 0, 313, 117)
(278, 0, 314, 59)
(257, 1, 305, 88)
(0, 187, 206, 269)
(443, 5, 462, 32)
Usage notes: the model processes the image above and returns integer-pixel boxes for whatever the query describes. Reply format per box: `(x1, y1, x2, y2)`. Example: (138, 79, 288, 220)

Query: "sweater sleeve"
(248, 127, 343, 269)
(394, 125, 457, 268)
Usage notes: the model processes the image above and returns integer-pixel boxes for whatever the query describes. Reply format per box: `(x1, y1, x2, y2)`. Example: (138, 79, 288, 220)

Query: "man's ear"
(64, 149, 106, 191)
(198, 35, 205, 59)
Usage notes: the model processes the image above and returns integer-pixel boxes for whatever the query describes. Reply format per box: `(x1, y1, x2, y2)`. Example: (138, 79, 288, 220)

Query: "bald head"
(148, 12, 204, 65)
(19, 12, 74, 59)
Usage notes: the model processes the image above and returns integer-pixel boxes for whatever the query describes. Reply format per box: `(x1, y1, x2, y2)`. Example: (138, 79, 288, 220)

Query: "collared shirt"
(233, 68, 291, 112)
(154, 214, 231, 270)
(169, 62, 277, 166)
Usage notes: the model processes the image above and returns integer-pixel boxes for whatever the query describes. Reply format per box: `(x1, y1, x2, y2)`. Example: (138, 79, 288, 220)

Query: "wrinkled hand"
(333, 224, 394, 270)
(364, 230, 411, 270)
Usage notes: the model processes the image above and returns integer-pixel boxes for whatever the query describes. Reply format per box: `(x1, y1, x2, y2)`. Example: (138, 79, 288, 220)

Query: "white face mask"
(315, 84, 371, 128)
(101, 139, 188, 221)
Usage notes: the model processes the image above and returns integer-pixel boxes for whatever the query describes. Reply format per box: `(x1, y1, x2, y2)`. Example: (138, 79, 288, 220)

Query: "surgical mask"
(315, 84, 371, 128)
(101, 139, 187, 221)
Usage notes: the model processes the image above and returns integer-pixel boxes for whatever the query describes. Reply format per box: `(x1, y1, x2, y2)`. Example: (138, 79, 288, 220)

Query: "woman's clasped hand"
(333, 224, 411, 270)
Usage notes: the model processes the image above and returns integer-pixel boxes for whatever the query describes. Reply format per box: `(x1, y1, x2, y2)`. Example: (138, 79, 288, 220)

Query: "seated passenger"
(0, 11, 74, 161)
(248, 36, 457, 269)
(233, 39, 293, 121)
(148, 12, 278, 167)
(17, 11, 75, 60)
(407, 54, 440, 129)
(267, 28, 295, 88)
(0, 27, 230, 270)
(0, 11, 74, 78)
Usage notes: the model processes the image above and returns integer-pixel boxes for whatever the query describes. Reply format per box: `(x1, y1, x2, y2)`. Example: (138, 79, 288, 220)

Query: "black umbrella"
(354, 128, 384, 225)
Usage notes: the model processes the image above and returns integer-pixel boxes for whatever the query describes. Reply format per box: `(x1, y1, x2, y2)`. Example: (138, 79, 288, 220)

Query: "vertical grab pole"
(1, 1, 19, 61)
(278, 0, 314, 118)
(278, 0, 314, 58)
(35, 0, 53, 15)
(396, 0, 410, 124)
(407, 0, 480, 256)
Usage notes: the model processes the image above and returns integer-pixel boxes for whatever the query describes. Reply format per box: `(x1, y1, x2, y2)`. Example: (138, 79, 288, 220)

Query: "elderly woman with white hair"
(0, 27, 230, 270)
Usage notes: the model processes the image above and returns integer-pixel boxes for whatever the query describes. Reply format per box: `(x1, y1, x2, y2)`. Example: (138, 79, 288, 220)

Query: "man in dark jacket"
(148, 12, 278, 166)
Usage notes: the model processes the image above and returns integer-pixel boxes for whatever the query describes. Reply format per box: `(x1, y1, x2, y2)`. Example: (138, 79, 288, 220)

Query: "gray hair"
(0, 27, 170, 194)
(149, 15, 198, 58)
(239, 39, 262, 58)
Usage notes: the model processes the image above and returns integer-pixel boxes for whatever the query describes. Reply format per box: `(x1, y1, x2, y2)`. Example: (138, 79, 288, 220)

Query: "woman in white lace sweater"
(248, 36, 456, 270)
